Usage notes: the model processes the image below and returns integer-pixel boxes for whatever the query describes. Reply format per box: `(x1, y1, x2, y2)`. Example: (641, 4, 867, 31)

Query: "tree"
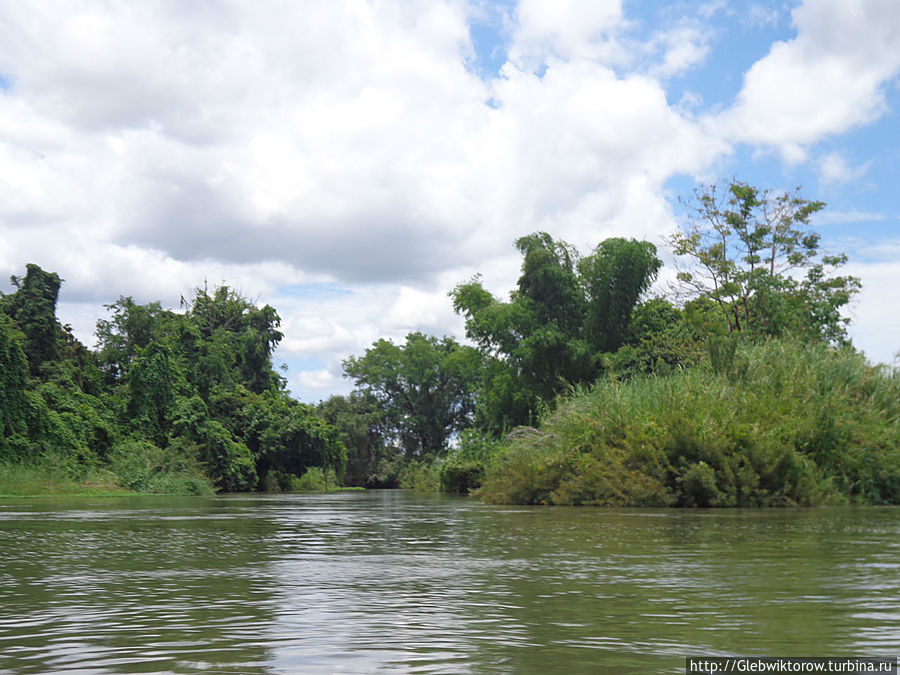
(343, 333, 481, 457)
(451, 233, 661, 432)
(580, 238, 662, 354)
(95, 297, 171, 382)
(317, 391, 392, 487)
(0, 313, 29, 458)
(1, 264, 63, 373)
(668, 181, 860, 344)
(243, 391, 346, 487)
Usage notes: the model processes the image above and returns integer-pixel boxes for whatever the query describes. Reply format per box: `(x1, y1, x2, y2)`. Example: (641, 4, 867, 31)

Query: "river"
(0, 491, 897, 673)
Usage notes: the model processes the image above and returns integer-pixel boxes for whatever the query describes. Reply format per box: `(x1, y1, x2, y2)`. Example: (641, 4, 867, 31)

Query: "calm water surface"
(0, 491, 897, 674)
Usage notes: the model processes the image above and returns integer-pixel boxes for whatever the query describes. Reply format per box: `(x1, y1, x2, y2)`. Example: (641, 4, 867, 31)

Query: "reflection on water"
(0, 492, 897, 674)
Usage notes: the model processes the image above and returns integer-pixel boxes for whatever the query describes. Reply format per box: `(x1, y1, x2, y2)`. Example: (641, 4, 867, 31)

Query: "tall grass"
(0, 455, 125, 496)
(0, 441, 216, 497)
(478, 339, 900, 506)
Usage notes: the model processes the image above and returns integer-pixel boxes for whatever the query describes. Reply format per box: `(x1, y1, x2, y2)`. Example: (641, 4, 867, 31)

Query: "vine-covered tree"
(1, 264, 63, 373)
(0, 313, 29, 458)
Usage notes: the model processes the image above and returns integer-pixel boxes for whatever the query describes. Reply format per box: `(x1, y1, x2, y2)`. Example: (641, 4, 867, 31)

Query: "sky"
(1, 0, 899, 402)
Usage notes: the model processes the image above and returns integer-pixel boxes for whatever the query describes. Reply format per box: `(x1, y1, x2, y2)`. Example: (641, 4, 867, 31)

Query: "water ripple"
(0, 495, 897, 673)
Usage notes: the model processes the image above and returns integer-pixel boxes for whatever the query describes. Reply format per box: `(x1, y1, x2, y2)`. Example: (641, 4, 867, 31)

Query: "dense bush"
(0, 265, 346, 495)
(478, 340, 900, 506)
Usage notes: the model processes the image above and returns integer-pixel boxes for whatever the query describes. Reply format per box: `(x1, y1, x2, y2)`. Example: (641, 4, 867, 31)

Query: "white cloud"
(0, 0, 897, 402)
(709, 0, 900, 151)
(508, 0, 625, 70)
(818, 151, 870, 185)
(844, 257, 900, 366)
(648, 26, 710, 79)
(813, 210, 887, 226)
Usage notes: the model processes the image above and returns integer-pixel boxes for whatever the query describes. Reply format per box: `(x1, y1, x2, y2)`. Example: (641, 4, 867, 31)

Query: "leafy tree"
(580, 238, 662, 354)
(669, 181, 860, 344)
(188, 285, 284, 394)
(1, 264, 63, 374)
(515, 232, 584, 333)
(343, 332, 481, 457)
(317, 391, 392, 487)
(0, 313, 29, 458)
(452, 233, 661, 432)
(244, 392, 346, 488)
(95, 297, 172, 383)
(126, 342, 186, 447)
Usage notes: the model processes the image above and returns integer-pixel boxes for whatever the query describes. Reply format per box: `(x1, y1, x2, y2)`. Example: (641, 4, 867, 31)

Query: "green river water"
(0, 491, 897, 673)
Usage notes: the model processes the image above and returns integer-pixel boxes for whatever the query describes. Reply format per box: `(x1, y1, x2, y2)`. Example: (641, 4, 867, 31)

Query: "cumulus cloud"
(709, 0, 900, 152)
(1, 0, 898, 398)
(818, 151, 870, 186)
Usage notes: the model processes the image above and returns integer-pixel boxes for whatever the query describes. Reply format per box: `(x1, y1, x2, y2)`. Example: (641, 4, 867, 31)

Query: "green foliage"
(0, 457, 125, 496)
(479, 339, 900, 506)
(289, 466, 342, 492)
(452, 233, 661, 433)
(343, 332, 481, 457)
(515, 232, 584, 332)
(0, 265, 345, 495)
(244, 391, 346, 487)
(606, 298, 706, 378)
(0, 314, 30, 459)
(126, 342, 186, 446)
(438, 430, 502, 494)
(398, 459, 442, 492)
(580, 238, 662, 353)
(108, 440, 215, 495)
(2, 264, 63, 373)
(316, 391, 391, 487)
(669, 182, 860, 343)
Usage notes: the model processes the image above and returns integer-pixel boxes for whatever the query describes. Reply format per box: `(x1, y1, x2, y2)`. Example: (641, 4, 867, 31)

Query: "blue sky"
(0, 0, 898, 401)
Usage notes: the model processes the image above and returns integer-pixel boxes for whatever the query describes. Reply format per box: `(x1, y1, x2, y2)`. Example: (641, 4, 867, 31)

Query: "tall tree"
(343, 333, 481, 457)
(452, 233, 660, 432)
(1, 264, 63, 373)
(668, 181, 860, 343)
(317, 391, 391, 487)
(0, 314, 29, 458)
(580, 238, 662, 354)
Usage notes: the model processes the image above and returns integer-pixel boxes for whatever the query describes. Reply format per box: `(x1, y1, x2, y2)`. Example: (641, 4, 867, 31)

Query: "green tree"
(343, 332, 481, 457)
(317, 391, 392, 487)
(669, 181, 860, 343)
(244, 391, 346, 488)
(0, 313, 30, 458)
(95, 297, 172, 382)
(452, 233, 661, 432)
(580, 238, 662, 354)
(1, 264, 63, 374)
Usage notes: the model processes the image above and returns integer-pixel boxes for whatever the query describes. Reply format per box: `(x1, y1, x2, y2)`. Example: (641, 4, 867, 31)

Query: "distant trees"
(0, 180, 868, 499)
(0, 313, 29, 458)
(94, 285, 343, 491)
(1, 264, 63, 374)
(343, 332, 481, 457)
(0, 267, 344, 493)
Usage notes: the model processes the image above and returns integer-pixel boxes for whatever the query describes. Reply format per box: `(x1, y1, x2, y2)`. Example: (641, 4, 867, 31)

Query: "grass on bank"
(0, 452, 363, 498)
(474, 339, 900, 506)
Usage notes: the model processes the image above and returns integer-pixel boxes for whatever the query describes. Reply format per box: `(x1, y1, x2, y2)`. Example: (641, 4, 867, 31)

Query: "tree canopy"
(451, 233, 662, 431)
(1, 269, 344, 493)
(668, 181, 860, 344)
(343, 332, 481, 458)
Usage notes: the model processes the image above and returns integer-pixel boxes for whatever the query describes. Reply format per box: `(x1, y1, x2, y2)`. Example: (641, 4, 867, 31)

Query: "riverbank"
(0, 459, 366, 498)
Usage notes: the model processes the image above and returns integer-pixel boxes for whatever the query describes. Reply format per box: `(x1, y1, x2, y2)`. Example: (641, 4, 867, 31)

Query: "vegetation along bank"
(2, 181, 897, 504)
